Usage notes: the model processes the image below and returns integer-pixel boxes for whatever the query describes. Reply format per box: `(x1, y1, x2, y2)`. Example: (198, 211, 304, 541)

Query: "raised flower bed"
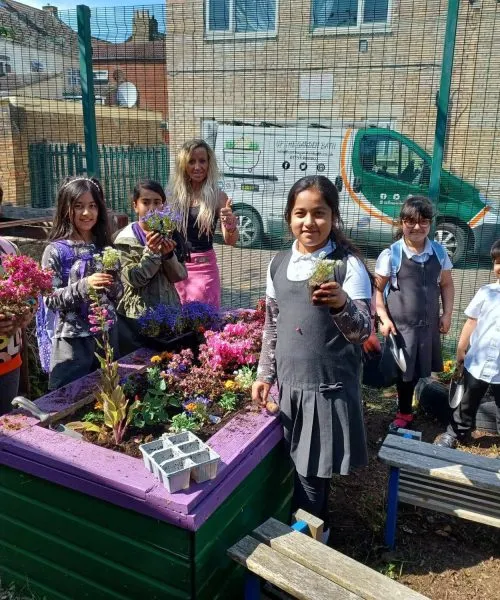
(0, 307, 293, 599)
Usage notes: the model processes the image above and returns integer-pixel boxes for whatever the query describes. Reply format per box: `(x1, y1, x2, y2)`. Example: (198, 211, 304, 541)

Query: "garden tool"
(388, 332, 407, 373)
(448, 364, 465, 409)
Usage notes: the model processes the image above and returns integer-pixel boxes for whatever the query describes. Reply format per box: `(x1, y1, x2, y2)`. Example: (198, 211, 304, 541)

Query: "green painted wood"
(0, 440, 292, 599)
(194, 444, 294, 600)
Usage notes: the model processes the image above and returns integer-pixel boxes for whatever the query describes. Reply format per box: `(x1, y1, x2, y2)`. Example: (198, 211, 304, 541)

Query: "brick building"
(92, 10, 168, 119)
(166, 0, 500, 195)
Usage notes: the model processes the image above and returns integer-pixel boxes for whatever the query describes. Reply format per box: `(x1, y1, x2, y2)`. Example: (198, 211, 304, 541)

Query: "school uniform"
(447, 282, 500, 439)
(259, 240, 372, 521)
(376, 239, 452, 411)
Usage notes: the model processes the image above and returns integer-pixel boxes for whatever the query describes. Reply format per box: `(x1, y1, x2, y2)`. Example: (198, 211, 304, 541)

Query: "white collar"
(291, 240, 335, 263)
(402, 237, 433, 258)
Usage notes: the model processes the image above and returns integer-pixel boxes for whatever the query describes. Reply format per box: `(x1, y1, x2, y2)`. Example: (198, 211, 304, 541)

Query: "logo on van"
(224, 137, 260, 151)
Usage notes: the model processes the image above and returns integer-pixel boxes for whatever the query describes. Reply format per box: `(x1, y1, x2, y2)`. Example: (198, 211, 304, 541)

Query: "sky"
(19, 0, 166, 42)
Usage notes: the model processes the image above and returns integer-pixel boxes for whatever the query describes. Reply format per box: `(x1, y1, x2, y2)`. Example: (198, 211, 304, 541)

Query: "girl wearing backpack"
(251, 175, 372, 543)
(114, 180, 188, 355)
(41, 176, 122, 390)
(375, 196, 455, 431)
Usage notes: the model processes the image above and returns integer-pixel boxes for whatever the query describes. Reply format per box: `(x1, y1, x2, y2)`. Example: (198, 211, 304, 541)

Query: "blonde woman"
(168, 138, 238, 308)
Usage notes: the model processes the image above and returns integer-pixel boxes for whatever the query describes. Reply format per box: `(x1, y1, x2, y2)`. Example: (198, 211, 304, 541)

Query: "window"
(66, 68, 109, 87)
(207, 0, 277, 35)
(360, 135, 429, 185)
(312, 0, 390, 31)
(31, 60, 45, 73)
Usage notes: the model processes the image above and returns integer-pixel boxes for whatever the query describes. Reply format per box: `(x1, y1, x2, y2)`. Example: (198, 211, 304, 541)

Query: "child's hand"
(379, 318, 396, 337)
(312, 281, 347, 310)
(252, 380, 271, 406)
(439, 313, 452, 334)
(145, 231, 163, 254)
(87, 273, 114, 290)
(161, 238, 176, 256)
(0, 313, 18, 338)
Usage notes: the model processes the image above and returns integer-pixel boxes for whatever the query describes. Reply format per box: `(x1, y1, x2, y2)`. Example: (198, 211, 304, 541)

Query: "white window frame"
(312, 0, 392, 36)
(66, 67, 80, 87)
(93, 70, 109, 84)
(205, 0, 279, 40)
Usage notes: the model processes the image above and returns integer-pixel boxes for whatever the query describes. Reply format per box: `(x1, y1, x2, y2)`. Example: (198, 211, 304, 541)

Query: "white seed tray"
(140, 432, 221, 492)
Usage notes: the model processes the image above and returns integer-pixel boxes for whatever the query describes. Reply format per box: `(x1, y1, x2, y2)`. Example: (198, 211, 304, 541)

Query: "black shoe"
(434, 433, 458, 449)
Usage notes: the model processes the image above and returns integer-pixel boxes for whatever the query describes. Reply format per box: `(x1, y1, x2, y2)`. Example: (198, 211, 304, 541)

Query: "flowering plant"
(93, 247, 121, 273)
(138, 301, 221, 339)
(0, 254, 52, 317)
(140, 207, 182, 238)
(89, 287, 139, 444)
(198, 320, 262, 373)
(138, 304, 180, 338)
(437, 359, 458, 384)
(308, 253, 343, 288)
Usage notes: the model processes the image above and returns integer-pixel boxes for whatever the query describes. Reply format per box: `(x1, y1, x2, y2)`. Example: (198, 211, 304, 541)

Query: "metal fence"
(1, 0, 499, 348)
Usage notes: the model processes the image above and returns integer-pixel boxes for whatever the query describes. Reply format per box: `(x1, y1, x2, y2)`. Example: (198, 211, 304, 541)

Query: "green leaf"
(66, 421, 102, 433)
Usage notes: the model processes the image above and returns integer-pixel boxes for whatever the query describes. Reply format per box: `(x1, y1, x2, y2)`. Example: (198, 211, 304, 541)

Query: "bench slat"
(400, 473, 500, 514)
(399, 491, 500, 528)
(378, 446, 500, 492)
(382, 435, 500, 474)
(253, 518, 430, 600)
(227, 535, 360, 600)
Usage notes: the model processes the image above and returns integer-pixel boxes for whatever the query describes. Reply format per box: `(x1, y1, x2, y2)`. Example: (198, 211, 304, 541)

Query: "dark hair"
(491, 239, 500, 261)
(131, 179, 190, 263)
(284, 175, 361, 257)
(131, 179, 166, 206)
(394, 195, 434, 240)
(50, 176, 112, 249)
(0, 182, 3, 205)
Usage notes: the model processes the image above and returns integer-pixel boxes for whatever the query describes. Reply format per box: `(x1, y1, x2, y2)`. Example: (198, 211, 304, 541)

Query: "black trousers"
(446, 368, 500, 439)
(292, 471, 330, 524)
(396, 374, 418, 415)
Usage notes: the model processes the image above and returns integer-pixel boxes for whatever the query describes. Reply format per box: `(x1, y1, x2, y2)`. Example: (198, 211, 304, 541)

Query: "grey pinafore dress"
(386, 252, 443, 382)
(273, 251, 368, 478)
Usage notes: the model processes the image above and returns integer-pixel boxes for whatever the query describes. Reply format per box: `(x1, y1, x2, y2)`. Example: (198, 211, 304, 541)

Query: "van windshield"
(360, 135, 429, 185)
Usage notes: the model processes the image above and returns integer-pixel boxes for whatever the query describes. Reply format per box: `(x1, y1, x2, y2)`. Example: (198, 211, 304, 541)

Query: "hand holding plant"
(141, 207, 182, 239)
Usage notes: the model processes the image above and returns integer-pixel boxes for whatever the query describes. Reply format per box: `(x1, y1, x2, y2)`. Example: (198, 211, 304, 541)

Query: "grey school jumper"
(386, 252, 443, 382)
(272, 252, 368, 478)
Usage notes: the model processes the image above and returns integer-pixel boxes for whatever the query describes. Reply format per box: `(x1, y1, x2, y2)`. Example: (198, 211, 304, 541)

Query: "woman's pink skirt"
(175, 249, 221, 309)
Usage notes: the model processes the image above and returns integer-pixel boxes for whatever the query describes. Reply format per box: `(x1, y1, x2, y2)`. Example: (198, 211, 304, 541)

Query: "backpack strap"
(52, 240, 76, 286)
(270, 250, 291, 282)
(430, 240, 447, 269)
(389, 239, 403, 291)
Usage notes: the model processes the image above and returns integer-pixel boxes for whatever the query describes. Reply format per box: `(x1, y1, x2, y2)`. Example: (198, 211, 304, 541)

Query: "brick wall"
(0, 97, 165, 205)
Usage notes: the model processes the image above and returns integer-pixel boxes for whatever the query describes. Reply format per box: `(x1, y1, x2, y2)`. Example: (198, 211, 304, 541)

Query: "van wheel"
(434, 222, 468, 265)
(233, 207, 264, 248)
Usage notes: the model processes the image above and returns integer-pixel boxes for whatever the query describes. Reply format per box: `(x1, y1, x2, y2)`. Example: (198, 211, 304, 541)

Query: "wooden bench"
(378, 433, 500, 549)
(227, 512, 429, 600)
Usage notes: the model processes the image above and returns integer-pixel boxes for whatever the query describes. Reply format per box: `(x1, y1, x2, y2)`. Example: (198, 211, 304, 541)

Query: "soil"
(328, 386, 500, 600)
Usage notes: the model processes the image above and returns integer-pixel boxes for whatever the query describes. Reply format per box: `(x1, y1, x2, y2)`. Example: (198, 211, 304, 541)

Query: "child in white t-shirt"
(436, 239, 500, 447)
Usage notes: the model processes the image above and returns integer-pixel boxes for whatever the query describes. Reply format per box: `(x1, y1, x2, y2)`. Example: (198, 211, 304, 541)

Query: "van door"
(354, 131, 430, 222)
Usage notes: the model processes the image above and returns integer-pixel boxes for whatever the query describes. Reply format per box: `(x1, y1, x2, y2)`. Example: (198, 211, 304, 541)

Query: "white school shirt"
(266, 240, 372, 301)
(375, 237, 453, 276)
(463, 281, 500, 384)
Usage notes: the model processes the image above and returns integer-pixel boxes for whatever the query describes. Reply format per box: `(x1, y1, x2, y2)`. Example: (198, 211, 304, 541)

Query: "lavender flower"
(140, 207, 182, 237)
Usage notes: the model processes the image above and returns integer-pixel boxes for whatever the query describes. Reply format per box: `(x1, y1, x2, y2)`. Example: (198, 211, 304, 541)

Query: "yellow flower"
(94, 399, 103, 411)
(185, 402, 197, 413)
(150, 355, 162, 364)
(224, 380, 236, 390)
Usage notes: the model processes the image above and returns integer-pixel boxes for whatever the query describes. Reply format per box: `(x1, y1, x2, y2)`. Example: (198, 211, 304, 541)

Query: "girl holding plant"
(41, 176, 122, 390)
(114, 180, 188, 355)
(252, 175, 372, 543)
(168, 139, 239, 308)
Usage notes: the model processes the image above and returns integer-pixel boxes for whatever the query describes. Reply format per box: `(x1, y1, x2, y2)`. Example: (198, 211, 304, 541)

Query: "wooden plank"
(378, 446, 500, 492)
(400, 474, 500, 513)
(227, 535, 360, 600)
(292, 509, 324, 541)
(399, 491, 500, 528)
(253, 518, 430, 600)
(381, 435, 500, 474)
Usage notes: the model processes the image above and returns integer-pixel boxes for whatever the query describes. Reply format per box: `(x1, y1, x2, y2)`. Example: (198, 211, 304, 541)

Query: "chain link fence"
(1, 0, 499, 346)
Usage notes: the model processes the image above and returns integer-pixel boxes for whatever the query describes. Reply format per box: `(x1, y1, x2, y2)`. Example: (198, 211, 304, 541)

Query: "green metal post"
(77, 5, 99, 178)
(428, 0, 460, 215)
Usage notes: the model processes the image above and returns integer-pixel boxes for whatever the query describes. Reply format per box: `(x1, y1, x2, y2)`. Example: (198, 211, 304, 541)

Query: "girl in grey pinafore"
(254, 175, 372, 532)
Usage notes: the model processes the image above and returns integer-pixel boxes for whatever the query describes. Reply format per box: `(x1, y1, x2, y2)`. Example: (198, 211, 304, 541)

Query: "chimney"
(42, 4, 58, 18)
(132, 9, 151, 42)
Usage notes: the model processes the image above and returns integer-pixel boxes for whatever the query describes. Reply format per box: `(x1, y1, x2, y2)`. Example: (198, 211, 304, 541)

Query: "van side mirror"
(353, 176, 362, 193)
(335, 176, 343, 192)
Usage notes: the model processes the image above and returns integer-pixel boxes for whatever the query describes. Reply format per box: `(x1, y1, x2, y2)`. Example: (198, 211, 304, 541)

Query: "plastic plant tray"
(177, 440, 203, 455)
(156, 457, 193, 493)
(188, 449, 220, 484)
(139, 439, 169, 471)
(162, 431, 198, 446)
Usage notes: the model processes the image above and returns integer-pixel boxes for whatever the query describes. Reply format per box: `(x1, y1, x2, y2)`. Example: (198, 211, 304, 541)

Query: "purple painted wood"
(0, 347, 284, 530)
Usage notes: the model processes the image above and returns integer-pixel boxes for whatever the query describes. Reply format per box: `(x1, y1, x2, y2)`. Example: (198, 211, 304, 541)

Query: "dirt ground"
(329, 387, 500, 600)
